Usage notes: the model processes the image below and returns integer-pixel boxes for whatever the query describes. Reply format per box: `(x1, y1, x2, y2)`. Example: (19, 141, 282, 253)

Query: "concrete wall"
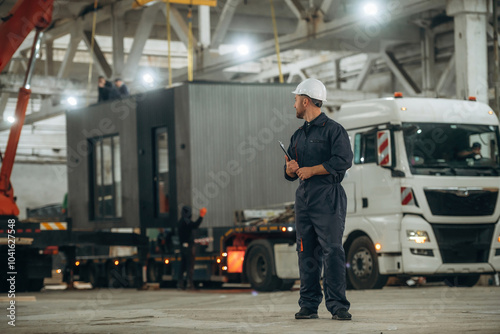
(10, 163, 68, 220)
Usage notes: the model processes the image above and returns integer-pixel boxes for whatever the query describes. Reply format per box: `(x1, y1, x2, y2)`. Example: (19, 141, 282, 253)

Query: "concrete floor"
(1, 284, 499, 334)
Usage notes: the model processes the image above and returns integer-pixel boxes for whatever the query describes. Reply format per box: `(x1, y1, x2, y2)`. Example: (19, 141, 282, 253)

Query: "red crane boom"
(0, 0, 54, 216)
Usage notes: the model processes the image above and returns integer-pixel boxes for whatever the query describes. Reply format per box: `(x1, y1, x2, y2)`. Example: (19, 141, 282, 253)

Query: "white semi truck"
(337, 94, 500, 289)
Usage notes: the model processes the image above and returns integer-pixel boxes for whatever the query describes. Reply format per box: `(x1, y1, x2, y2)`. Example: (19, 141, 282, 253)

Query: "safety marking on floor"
(0, 296, 36, 302)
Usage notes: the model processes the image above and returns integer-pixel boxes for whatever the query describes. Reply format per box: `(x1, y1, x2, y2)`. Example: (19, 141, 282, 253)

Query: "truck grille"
(431, 224, 494, 263)
(424, 188, 498, 216)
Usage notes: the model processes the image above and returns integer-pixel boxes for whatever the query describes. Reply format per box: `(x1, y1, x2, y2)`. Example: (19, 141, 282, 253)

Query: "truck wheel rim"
(252, 254, 267, 284)
(351, 247, 373, 278)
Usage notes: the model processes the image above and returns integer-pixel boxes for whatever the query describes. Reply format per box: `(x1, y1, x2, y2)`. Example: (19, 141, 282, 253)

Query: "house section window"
(354, 131, 377, 164)
(91, 134, 122, 219)
(155, 128, 170, 216)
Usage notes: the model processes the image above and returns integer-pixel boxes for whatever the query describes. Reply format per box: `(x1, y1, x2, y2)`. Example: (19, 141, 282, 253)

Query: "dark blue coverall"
(284, 112, 353, 314)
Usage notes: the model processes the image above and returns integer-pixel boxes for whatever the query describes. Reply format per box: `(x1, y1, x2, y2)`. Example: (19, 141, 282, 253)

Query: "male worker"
(177, 205, 207, 290)
(114, 78, 130, 98)
(97, 76, 112, 102)
(284, 78, 353, 320)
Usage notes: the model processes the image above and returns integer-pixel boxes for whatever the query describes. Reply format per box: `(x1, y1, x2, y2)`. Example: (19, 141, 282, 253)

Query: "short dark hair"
(98, 75, 105, 80)
(301, 94, 322, 108)
(472, 142, 481, 148)
(114, 78, 122, 82)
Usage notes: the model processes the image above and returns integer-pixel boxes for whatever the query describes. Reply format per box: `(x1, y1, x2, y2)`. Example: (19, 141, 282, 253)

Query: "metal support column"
(447, 0, 489, 103)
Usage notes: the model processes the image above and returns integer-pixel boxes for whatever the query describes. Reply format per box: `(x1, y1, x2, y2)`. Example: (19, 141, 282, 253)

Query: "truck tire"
(346, 236, 388, 290)
(27, 279, 44, 292)
(85, 262, 98, 288)
(444, 275, 481, 287)
(279, 279, 296, 291)
(245, 241, 281, 291)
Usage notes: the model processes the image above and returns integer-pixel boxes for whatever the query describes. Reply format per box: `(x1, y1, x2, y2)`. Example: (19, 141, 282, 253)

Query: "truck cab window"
(403, 123, 500, 175)
(156, 128, 170, 216)
(91, 135, 122, 219)
(354, 132, 377, 164)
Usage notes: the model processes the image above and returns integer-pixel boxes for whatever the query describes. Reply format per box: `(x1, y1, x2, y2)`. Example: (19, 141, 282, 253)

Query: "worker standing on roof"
(284, 78, 353, 320)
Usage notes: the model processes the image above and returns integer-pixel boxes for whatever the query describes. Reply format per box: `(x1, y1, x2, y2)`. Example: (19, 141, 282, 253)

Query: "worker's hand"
(199, 207, 207, 217)
(297, 167, 314, 180)
(285, 155, 299, 175)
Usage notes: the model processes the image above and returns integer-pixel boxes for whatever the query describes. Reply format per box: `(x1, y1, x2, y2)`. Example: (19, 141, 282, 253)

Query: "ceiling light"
(7, 116, 15, 124)
(363, 2, 378, 16)
(67, 96, 77, 106)
(237, 44, 249, 56)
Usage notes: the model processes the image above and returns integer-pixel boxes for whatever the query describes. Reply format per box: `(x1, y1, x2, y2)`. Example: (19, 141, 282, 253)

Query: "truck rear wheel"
(346, 236, 387, 290)
(245, 241, 281, 291)
(444, 275, 481, 287)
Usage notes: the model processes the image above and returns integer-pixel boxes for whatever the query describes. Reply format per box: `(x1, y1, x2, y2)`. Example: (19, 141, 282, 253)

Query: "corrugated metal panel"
(188, 83, 299, 228)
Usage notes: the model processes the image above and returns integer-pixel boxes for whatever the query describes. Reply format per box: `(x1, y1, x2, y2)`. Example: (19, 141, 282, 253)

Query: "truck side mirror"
(377, 130, 392, 167)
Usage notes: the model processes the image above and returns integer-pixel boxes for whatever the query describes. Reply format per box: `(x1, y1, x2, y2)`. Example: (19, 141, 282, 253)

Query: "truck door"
(354, 128, 398, 215)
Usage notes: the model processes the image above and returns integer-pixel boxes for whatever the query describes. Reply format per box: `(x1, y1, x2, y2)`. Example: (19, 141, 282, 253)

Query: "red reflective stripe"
(401, 187, 406, 193)
(378, 132, 385, 139)
(402, 192, 413, 205)
(300, 238, 303, 252)
(0, 230, 4, 233)
(17, 229, 23, 233)
(35, 229, 41, 233)
(378, 139, 389, 154)
(25, 229, 32, 233)
(380, 155, 390, 165)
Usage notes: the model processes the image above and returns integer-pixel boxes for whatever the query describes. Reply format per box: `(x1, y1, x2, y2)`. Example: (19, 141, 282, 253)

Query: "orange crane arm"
(0, 0, 54, 216)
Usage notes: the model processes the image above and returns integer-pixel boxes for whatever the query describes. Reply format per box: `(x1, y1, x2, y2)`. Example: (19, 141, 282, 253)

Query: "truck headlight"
(407, 230, 430, 244)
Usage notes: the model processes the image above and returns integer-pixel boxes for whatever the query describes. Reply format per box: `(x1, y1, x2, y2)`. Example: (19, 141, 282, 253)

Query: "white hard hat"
(292, 78, 327, 102)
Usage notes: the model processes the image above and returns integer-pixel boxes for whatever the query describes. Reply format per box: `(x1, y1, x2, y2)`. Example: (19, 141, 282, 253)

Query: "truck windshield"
(402, 123, 500, 176)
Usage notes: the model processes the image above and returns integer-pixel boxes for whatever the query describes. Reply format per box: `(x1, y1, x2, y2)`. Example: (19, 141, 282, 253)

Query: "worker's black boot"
(295, 307, 318, 319)
(331, 308, 351, 320)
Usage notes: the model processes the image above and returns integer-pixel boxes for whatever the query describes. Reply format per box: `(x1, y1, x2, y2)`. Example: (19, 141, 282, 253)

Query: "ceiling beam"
(210, 0, 242, 48)
(111, 3, 126, 78)
(284, 0, 306, 19)
(353, 54, 378, 91)
(382, 50, 421, 95)
(122, 4, 162, 81)
(57, 28, 83, 79)
(82, 30, 113, 78)
(187, 0, 445, 81)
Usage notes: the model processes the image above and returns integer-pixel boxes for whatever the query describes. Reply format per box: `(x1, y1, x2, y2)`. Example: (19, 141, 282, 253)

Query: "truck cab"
(337, 95, 500, 289)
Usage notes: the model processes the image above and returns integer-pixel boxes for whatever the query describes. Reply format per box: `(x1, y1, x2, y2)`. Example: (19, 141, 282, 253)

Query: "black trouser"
(295, 182, 350, 314)
(178, 244, 195, 286)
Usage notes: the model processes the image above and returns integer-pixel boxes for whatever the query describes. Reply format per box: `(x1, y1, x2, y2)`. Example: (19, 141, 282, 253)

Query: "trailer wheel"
(346, 236, 388, 290)
(125, 261, 140, 288)
(279, 279, 296, 291)
(85, 262, 98, 288)
(245, 241, 281, 291)
(444, 275, 481, 287)
(147, 259, 160, 283)
(27, 279, 44, 292)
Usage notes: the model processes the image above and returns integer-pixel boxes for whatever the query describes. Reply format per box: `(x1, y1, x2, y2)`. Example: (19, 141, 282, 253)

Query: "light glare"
(7, 116, 15, 123)
(143, 73, 154, 84)
(67, 96, 77, 106)
(237, 44, 249, 55)
(364, 2, 378, 16)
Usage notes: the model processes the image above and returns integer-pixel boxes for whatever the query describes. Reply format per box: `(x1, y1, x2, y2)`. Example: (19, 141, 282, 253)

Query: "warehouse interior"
(1, 0, 500, 333)
(1, 0, 497, 216)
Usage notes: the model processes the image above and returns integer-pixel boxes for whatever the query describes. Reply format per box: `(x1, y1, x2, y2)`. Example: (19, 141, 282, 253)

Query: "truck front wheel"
(346, 236, 387, 290)
(245, 242, 281, 291)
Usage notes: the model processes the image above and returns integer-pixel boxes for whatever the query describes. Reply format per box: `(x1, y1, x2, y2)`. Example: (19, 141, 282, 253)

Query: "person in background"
(114, 78, 130, 98)
(97, 76, 112, 102)
(177, 206, 207, 290)
(457, 142, 482, 160)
